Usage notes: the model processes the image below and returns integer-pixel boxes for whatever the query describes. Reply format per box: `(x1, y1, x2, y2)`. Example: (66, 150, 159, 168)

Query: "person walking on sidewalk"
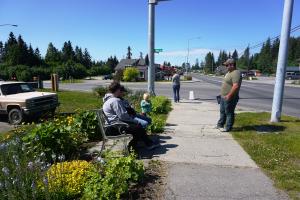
(216, 58, 242, 132)
(172, 71, 181, 102)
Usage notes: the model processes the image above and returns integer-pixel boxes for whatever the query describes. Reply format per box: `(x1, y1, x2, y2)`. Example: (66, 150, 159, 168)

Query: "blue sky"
(0, 0, 299, 65)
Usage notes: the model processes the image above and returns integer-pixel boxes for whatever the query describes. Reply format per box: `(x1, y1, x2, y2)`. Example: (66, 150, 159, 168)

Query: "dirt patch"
(126, 160, 168, 200)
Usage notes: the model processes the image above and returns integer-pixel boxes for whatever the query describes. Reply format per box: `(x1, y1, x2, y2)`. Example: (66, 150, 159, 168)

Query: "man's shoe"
(146, 143, 161, 150)
(214, 125, 223, 129)
(221, 128, 231, 132)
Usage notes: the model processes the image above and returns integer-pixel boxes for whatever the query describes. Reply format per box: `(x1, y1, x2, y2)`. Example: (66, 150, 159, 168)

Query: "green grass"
(232, 112, 300, 199)
(55, 90, 101, 112)
(60, 79, 83, 84)
(291, 80, 300, 85)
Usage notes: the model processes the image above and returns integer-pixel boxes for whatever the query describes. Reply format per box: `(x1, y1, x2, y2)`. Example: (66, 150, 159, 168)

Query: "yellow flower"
(43, 160, 94, 196)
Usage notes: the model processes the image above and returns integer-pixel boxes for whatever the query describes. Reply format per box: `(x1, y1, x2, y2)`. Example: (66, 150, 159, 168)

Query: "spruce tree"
(232, 49, 238, 61)
(126, 46, 132, 59)
(45, 42, 61, 64)
(83, 48, 92, 69)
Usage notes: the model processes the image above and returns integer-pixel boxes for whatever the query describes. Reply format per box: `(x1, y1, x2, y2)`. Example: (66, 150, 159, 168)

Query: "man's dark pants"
(126, 123, 153, 151)
(217, 96, 239, 130)
(173, 85, 180, 102)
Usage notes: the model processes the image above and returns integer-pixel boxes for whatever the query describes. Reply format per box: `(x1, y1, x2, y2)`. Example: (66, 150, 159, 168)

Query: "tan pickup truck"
(0, 81, 59, 125)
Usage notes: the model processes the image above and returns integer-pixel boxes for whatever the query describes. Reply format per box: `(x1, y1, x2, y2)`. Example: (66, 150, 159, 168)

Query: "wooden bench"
(95, 109, 132, 154)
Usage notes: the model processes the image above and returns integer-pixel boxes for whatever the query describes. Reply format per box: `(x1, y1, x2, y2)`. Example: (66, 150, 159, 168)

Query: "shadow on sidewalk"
(138, 135, 178, 159)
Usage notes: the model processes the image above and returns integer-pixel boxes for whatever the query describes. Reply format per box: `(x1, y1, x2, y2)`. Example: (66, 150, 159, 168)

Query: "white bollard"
(189, 91, 195, 100)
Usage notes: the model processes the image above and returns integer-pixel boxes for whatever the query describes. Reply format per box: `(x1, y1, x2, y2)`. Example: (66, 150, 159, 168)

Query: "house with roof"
(115, 58, 162, 81)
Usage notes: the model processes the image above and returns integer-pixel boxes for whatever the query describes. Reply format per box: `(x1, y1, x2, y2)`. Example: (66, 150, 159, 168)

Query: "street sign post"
(154, 48, 163, 53)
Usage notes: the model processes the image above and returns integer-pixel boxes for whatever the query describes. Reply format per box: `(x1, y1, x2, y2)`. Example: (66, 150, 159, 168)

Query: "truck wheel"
(8, 108, 23, 125)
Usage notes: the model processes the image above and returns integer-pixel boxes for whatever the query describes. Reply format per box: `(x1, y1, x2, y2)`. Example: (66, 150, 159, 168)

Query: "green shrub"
(123, 67, 139, 82)
(184, 75, 192, 81)
(93, 86, 108, 99)
(148, 114, 167, 133)
(75, 111, 101, 141)
(291, 80, 300, 85)
(22, 115, 88, 162)
(82, 152, 144, 200)
(151, 96, 172, 114)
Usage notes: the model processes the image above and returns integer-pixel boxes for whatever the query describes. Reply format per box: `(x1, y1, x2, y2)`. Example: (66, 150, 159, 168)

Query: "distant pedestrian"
(172, 71, 181, 102)
(216, 59, 242, 132)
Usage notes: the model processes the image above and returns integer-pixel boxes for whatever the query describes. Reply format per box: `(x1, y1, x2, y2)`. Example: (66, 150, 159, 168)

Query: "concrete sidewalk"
(148, 100, 288, 200)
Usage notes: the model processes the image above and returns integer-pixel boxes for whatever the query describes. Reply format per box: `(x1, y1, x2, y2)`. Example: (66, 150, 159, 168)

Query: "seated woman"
(102, 82, 158, 151)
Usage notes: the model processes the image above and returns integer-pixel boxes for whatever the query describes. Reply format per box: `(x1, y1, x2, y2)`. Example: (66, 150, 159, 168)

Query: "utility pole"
(247, 44, 250, 74)
(148, 0, 156, 95)
(187, 37, 200, 74)
(271, 0, 294, 122)
(147, 0, 170, 95)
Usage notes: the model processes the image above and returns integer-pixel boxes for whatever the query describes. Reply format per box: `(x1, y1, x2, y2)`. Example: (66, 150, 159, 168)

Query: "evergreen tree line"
(202, 36, 300, 74)
(0, 32, 119, 81)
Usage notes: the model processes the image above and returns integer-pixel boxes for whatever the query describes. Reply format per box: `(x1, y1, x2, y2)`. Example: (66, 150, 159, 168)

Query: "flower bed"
(0, 89, 172, 199)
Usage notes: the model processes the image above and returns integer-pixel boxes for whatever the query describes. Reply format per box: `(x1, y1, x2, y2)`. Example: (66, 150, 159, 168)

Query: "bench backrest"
(95, 109, 108, 140)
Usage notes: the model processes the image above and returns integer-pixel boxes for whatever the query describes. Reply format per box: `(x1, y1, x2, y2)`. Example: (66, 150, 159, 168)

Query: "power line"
(249, 25, 300, 50)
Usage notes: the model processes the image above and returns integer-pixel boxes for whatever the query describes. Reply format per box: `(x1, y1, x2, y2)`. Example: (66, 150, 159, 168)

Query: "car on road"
(0, 81, 59, 125)
(285, 72, 300, 80)
(102, 74, 113, 80)
(241, 71, 255, 78)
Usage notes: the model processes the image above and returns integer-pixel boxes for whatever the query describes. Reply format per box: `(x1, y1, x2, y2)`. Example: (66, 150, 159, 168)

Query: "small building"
(115, 58, 162, 81)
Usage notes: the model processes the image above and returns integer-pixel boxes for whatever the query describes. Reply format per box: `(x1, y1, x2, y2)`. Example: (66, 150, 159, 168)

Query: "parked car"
(102, 74, 113, 80)
(0, 81, 59, 125)
(285, 72, 300, 80)
(241, 71, 255, 78)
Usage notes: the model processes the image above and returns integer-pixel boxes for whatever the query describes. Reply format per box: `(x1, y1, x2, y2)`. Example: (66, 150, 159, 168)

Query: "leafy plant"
(123, 67, 139, 82)
(150, 96, 172, 114)
(148, 114, 167, 133)
(83, 152, 144, 200)
(22, 115, 88, 162)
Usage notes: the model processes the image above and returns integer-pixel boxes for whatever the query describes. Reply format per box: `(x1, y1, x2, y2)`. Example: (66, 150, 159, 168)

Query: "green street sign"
(154, 48, 163, 53)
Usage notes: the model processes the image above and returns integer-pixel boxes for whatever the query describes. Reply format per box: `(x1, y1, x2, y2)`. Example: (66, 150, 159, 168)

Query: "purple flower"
(96, 156, 105, 164)
(58, 154, 65, 161)
(43, 177, 48, 185)
(31, 181, 36, 189)
(1, 167, 9, 176)
(27, 162, 34, 170)
(51, 154, 56, 161)
(13, 155, 20, 166)
(0, 143, 7, 151)
(12, 178, 19, 185)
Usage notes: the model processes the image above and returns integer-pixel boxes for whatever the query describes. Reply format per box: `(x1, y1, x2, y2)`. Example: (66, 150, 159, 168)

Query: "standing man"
(172, 71, 181, 103)
(216, 58, 242, 132)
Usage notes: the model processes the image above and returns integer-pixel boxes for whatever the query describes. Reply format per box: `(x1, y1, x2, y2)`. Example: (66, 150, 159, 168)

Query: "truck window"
(1, 83, 34, 95)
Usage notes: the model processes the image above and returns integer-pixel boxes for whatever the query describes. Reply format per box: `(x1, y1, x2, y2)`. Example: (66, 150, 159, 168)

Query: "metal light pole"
(147, 0, 169, 95)
(271, 0, 294, 122)
(187, 37, 200, 73)
(148, 0, 156, 95)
